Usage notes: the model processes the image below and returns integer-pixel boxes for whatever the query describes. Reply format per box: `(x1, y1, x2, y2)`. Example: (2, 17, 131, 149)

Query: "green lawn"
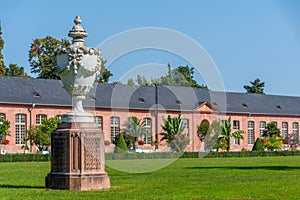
(1, 156, 300, 199)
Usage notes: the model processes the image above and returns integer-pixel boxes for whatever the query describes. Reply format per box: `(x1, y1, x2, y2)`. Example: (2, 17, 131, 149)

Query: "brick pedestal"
(45, 122, 110, 190)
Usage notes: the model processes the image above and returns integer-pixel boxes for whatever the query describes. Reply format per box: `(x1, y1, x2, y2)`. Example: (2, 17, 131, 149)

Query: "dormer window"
(276, 105, 282, 110)
(90, 95, 96, 100)
(242, 103, 248, 108)
(139, 98, 145, 103)
(176, 100, 182, 105)
(33, 92, 41, 98)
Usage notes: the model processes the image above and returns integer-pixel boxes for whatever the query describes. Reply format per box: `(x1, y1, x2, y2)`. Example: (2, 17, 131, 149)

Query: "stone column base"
(46, 172, 110, 191)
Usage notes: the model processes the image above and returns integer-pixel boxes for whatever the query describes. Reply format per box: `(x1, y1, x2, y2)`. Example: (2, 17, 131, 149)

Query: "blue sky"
(1, 0, 300, 96)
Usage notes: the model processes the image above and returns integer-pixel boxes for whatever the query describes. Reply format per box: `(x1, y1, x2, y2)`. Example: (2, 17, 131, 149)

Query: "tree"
(123, 116, 147, 149)
(262, 122, 280, 137)
(0, 22, 5, 75)
(160, 114, 190, 152)
(244, 78, 265, 94)
(197, 120, 210, 152)
(97, 60, 113, 83)
(264, 135, 283, 151)
(114, 133, 128, 153)
(126, 64, 207, 88)
(27, 117, 61, 151)
(29, 36, 113, 81)
(218, 117, 245, 152)
(0, 118, 10, 141)
(5, 63, 30, 77)
(29, 36, 70, 79)
(252, 138, 264, 151)
(127, 78, 135, 86)
(152, 64, 206, 88)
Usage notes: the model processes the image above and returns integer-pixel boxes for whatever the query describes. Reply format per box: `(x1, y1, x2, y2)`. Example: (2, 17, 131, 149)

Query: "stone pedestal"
(45, 122, 110, 191)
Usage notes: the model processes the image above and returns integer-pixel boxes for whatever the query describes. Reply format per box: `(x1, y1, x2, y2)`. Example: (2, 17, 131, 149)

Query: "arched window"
(259, 121, 266, 137)
(110, 116, 120, 142)
(143, 118, 152, 145)
(95, 116, 103, 131)
(0, 113, 5, 120)
(36, 114, 47, 125)
(293, 122, 299, 144)
(282, 122, 288, 139)
(248, 121, 255, 145)
(15, 114, 26, 145)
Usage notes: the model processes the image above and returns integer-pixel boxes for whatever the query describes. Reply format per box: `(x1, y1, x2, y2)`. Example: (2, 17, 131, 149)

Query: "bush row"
(0, 153, 51, 162)
(1, 150, 300, 162)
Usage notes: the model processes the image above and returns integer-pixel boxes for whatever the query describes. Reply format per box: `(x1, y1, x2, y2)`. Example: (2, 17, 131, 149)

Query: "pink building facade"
(0, 76, 299, 153)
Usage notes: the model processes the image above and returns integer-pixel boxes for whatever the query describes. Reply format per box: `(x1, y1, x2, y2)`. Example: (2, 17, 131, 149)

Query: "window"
(182, 118, 189, 137)
(110, 116, 120, 142)
(36, 114, 47, 125)
(143, 118, 152, 145)
(282, 122, 288, 139)
(15, 114, 26, 145)
(259, 121, 266, 137)
(233, 120, 240, 145)
(56, 115, 62, 120)
(293, 122, 299, 144)
(248, 121, 255, 145)
(95, 116, 103, 131)
(0, 113, 5, 120)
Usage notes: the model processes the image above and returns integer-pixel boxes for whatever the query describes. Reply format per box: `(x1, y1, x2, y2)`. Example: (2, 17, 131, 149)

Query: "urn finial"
(68, 16, 88, 44)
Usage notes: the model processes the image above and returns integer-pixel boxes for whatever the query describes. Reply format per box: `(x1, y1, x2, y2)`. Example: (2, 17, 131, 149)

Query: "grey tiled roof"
(1, 76, 300, 116)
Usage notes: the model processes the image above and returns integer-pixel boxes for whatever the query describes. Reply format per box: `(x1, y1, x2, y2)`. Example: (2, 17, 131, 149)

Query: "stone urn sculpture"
(46, 16, 110, 191)
(56, 16, 101, 122)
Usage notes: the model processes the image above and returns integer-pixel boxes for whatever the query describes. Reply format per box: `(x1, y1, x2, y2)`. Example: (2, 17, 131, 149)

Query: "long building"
(0, 76, 299, 153)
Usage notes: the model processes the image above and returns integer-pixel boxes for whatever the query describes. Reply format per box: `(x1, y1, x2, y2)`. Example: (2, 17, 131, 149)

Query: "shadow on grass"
(0, 184, 45, 189)
(186, 166, 300, 171)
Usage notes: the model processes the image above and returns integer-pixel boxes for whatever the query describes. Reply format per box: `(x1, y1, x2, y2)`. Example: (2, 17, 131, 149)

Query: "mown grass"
(0, 156, 300, 199)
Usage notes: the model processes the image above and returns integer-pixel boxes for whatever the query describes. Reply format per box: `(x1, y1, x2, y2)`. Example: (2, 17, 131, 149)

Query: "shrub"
(252, 138, 265, 151)
(114, 133, 128, 153)
(138, 140, 144, 145)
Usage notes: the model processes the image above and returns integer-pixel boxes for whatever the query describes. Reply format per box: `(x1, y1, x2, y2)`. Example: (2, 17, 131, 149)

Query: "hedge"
(1, 150, 300, 162)
(0, 153, 51, 162)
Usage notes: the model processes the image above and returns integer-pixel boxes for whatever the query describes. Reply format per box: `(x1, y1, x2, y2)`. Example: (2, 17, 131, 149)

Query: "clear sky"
(1, 0, 300, 96)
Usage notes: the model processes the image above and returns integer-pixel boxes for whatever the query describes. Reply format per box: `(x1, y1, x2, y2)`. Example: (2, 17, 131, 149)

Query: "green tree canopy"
(252, 138, 264, 151)
(114, 133, 128, 153)
(5, 63, 30, 77)
(243, 78, 265, 94)
(160, 114, 190, 152)
(27, 117, 61, 151)
(29, 36, 113, 81)
(29, 36, 70, 79)
(126, 64, 207, 88)
(123, 116, 147, 149)
(0, 118, 10, 139)
(262, 122, 281, 137)
(0, 23, 5, 75)
(218, 117, 245, 152)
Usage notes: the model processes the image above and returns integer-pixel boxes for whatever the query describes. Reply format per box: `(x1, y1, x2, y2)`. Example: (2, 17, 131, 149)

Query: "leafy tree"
(29, 36, 113, 81)
(5, 63, 30, 77)
(262, 122, 280, 137)
(136, 75, 149, 86)
(218, 117, 245, 152)
(204, 120, 223, 152)
(0, 23, 5, 75)
(114, 133, 128, 153)
(27, 117, 61, 151)
(197, 120, 210, 152)
(29, 36, 70, 79)
(0, 118, 10, 140)
(252, 138, 264, 151)
(123, 116, 147, 149)
(244, 78, 265, 94)
(160, 114, 190, 152)
(127, 78, 135, 86)
(264, 135, 283, 151)
(97, 60, 113, 83)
